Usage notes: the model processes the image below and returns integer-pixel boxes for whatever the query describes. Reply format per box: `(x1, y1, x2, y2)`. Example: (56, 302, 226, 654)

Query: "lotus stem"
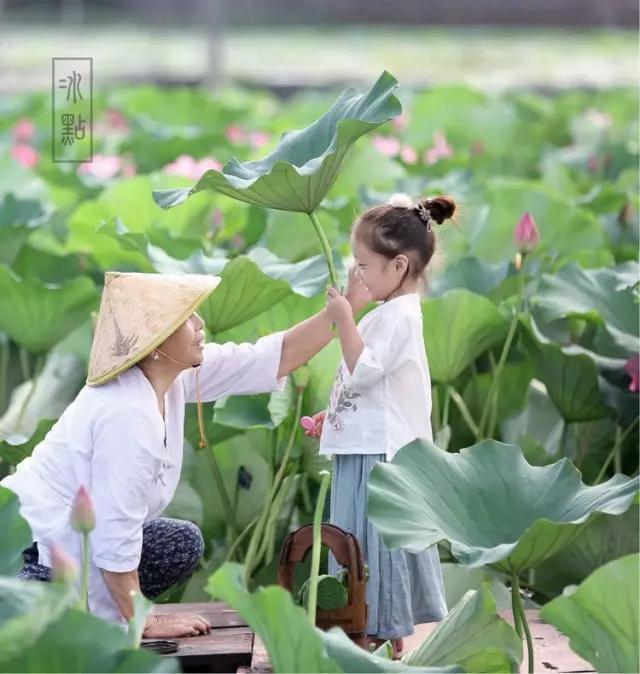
(16, 355, 44, 431)
(479, 305, 520, 437)
(244, 390, 304, 583)
(441, 386, 451, 429)
(19, 346, 30, 381)
(225, 515, 259, 564)
(204, 445, 239, 545)
(80, 532, 90, 611)
(307, 470, 331, 622)
(594, 419, 638, 484)
(0, 336, 8, 414)
(510, 571, 522, 638)
(447, 386, 481, 441)
(308, 211, 338, 288)
(512, 572, 534, 674)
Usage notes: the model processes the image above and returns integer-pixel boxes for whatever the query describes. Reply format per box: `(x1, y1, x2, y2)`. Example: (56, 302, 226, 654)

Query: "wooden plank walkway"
(147, 604, 594, 673)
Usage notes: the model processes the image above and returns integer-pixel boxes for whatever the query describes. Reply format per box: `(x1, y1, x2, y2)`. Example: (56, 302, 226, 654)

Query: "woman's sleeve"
(341, 311, 411, 391)
(89, 406, 164, 572)
(180, 331, 287, 404)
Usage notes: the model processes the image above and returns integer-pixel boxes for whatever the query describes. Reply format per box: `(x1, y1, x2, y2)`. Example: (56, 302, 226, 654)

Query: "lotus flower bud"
(514, 212, 540, 254)
(51, 544, 78, 584)
(71, 486, 95, 533)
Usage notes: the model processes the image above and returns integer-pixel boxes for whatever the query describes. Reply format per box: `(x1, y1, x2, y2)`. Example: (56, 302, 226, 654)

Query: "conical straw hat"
(87, 271, 221, 386)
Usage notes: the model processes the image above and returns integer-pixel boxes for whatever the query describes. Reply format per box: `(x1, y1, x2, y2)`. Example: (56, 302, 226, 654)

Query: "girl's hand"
(326, 286, 353, 327)
(301, 411, 326, 438)
(143, 612, 212, 638)
(345, 264, 372, 314)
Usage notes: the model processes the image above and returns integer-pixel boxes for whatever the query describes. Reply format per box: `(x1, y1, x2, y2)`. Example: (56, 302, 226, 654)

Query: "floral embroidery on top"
(326, 364, 362, 432)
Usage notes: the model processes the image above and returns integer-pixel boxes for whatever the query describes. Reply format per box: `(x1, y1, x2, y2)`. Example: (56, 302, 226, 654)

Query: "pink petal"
(300, 416, 315, 432)
(225, 124, 246, 144)
(71, 486, 95, 533)
(51, 544, 78, 583)
(624, 355, 640, 393)
(372, 135, 400, 157)
(423, 132, 453, 165)
(78, 154, 122, 180)
(195, 157, 223, 173)
(104, 108, 130, 132)
(391, 113, 410, 131)
(400, 145, 418, 164)
(11, 144, 40, 168)
(249, 131, 270, 148)
(12, 118, 36, 142)
(513, 212, 540, 253)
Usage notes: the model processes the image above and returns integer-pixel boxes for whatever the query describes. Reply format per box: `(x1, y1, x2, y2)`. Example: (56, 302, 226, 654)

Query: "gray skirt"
(327, 453, 448, 640)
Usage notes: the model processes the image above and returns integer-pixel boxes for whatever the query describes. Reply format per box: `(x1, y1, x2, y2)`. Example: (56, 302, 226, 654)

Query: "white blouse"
(319, 293, 433, 461)
(2, 332, 286, 624)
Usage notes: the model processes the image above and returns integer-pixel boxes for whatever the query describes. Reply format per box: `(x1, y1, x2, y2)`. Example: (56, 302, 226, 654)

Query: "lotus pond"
(0, 72, 638, 673)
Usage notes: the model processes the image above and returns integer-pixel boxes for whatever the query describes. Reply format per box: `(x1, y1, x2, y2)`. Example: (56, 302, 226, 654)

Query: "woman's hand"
(326, 287, 353, 327)
(301, 410, 326, 438)
(345, 264, 372, 314)
(143, 612, 212, 639)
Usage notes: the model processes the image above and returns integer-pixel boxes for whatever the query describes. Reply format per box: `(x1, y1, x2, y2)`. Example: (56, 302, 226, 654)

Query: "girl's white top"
(319, 293, 433, 461)
(1, 333, 286, 624)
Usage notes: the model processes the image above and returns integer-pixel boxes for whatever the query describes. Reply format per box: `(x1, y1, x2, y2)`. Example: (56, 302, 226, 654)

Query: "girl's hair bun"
(417, 196, 456, 225)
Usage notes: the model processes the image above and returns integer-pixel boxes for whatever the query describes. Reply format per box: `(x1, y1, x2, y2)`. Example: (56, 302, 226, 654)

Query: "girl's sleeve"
(341, 311, 412, 391)
(180, 331, 287, 404)
(89, 406, 164, 572)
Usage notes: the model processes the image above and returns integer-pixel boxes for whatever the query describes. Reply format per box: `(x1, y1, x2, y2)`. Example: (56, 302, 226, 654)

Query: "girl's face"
(159, 311, 206, 367)
(351, 232, 409, 301)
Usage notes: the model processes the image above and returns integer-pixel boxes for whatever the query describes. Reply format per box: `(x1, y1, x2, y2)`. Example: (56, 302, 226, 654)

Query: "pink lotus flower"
(400, 145, 418, 164)
(163, 154, 222, 181)
(71, 486, 95, 533)
(11, 143, 39, 168)
(78, 154, 122, 180)
(392, 113, 410, 131)
(513, 212, 540, 254)
(12, 118, 36, 142)
(249, 131, 270, 149)
(624, 355, 639, 393)
(225, 124, 246, 145)
(51, 544, 78, 584)
(300, 416, 315, 432)
(372, 135, 400, 157)
(424, 132, 453, 165)
(104, 108, 129, 132)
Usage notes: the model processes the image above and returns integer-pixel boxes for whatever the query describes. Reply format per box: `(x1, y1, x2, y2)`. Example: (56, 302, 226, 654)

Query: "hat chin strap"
(154, 346, 208, 449)
(155, 346, 199, 369)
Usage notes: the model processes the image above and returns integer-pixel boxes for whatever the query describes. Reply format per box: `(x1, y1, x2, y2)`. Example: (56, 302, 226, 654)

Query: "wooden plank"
(151, 601, 248, 628)
(146, 602, 253, 673)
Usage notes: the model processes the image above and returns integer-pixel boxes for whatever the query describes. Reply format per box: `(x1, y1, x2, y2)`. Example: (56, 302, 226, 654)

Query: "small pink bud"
(372, 135, 400, 157)
(300, 416, 315, 432)
(514, 212, 540, 254)
(51, 544, 78, 583)
(624, 355, 639, 393)
(12, 118, 36, 142)
(11, 143, 40, 168)
(400, 145, 418, 164)
(71, 486, 95, 533)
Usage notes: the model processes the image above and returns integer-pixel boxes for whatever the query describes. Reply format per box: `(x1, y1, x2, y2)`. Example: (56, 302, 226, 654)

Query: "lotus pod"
(297, 574, 348, 611)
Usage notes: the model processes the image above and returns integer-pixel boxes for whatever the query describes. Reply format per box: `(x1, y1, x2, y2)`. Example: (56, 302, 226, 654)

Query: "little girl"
(304, 192, 455, 658)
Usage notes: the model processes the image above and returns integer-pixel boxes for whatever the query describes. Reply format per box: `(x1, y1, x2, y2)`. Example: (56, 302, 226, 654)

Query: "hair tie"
(414, 201, 433, 231)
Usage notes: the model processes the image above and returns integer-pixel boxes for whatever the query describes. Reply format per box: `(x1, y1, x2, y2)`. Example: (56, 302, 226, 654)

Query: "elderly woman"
(2, 270, 368, 638)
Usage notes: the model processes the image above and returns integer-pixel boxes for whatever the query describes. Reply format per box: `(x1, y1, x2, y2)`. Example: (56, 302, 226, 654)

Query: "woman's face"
(158, 311, 206, 367)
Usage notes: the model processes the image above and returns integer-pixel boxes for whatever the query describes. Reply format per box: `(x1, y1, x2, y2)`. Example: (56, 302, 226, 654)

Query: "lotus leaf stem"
(308, 211, 338, 288)
(307, 470, 331, 622)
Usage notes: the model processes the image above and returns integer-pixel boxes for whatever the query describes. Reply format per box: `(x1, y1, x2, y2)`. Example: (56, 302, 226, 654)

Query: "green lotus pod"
(297, 574, 348, 611)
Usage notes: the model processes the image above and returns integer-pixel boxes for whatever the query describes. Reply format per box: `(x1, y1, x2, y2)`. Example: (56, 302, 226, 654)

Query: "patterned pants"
(18, 517, 204, 599)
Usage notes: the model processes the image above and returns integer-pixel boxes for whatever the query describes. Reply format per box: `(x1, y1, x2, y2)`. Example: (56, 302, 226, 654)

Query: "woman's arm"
(101, 569, 140, 621)
(277, 267, 371, 378)
(102, 568, 211, 637)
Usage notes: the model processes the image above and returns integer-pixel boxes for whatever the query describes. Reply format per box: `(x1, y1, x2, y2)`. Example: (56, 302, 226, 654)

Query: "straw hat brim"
(86, 272, 221, 386)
